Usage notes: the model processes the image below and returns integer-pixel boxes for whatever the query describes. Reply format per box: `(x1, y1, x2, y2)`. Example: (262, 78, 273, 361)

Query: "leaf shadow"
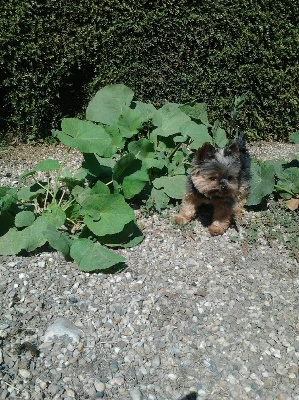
(86, 262, 128, 275)
(179, 392, 198, 400)
(282, 159, 299, 169)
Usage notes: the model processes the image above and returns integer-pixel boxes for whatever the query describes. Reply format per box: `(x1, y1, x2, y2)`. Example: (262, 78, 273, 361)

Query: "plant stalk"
(52, 147, 72, 203)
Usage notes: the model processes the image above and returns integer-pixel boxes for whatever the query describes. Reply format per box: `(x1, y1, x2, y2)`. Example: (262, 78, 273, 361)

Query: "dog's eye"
(209, 176, 217, 181)
(228, 175, 233, 182)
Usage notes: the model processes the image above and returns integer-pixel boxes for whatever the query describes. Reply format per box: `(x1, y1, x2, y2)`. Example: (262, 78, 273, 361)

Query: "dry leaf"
(285, 198, 299, 211)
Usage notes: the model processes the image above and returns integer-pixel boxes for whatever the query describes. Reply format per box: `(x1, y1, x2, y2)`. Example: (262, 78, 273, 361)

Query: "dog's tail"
(236, 132, 247, 152)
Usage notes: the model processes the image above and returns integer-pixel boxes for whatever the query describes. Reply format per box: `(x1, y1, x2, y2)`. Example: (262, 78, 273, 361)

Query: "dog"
(174, 134, 251, 235)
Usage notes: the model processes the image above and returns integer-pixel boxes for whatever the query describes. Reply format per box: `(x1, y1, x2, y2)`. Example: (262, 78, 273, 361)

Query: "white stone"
(94, 380, 106, 392)
(44, 318, 84, 343)
(66, 389, 75, 397)
(19, 369, 31, 379)
(39, 381, 47, 390)
(168, 373, 177, 380)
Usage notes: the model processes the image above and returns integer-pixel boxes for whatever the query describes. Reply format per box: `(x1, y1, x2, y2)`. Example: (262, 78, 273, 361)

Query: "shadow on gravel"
(179, 392, 198, 400)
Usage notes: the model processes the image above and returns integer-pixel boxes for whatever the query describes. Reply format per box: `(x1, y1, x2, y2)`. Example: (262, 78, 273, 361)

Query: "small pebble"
(18, 369, 31, 379)
(112, 374, 125, 385)
(110, 360, 119, 372)
(39, 381, 47, 390)
(66, 389, 75, 397)
(94, 381, 106, 392)
(130, 387, 143, 400)
(69, 296, 78, 303)
(151, 355, 161, 368)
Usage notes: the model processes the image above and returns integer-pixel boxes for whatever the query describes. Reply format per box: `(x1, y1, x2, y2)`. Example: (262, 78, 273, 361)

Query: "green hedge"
(1, 0, 298, 141)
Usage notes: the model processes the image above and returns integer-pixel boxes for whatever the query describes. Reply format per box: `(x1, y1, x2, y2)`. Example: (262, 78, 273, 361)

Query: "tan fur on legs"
(208, 205, 233, 236)
(174, 194, 202, 225)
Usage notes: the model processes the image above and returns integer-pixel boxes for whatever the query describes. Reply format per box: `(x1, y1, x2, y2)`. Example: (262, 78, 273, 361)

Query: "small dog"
(174, 134, 251, 235)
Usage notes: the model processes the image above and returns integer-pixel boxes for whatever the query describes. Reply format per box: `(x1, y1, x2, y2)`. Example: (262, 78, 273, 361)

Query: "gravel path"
(0, 143, 299, 400)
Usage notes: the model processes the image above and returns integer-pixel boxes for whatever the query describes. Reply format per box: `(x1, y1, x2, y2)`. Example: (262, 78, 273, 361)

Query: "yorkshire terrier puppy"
(174, 134, 251, 236)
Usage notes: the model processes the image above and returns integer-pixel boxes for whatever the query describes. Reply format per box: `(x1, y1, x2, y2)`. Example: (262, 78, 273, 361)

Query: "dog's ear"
(224, 142, 240, 157)
(195, 142, 215, 161)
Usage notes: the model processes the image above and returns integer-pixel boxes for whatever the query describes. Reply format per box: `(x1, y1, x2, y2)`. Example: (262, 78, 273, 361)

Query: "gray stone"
(130, 387, 143, 400)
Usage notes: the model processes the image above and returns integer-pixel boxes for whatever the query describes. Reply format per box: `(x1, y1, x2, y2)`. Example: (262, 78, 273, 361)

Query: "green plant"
(242, 201, 299, 259)
(247, 136, 299, 210)
(0, 84, 228, 271)
(1, 84, 298, 271)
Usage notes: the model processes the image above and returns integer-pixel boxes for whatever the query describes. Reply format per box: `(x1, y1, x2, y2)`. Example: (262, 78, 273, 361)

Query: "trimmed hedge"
(1, 0, 298, 141)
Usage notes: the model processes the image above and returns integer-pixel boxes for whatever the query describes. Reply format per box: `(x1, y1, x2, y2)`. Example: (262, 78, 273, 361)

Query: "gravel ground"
(0, 143, 299, 400)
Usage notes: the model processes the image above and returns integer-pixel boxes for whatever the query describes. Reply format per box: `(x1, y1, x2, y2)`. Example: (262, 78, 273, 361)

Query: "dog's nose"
(220, 178, 228, 191)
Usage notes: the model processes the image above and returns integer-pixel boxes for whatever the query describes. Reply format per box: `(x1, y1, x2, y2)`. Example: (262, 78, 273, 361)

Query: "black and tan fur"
(174, 134, 251, 236)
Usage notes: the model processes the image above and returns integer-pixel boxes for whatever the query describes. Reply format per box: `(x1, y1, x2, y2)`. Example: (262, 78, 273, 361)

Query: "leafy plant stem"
(58, 190, 66, 207)
(43, 175, 52, 209)
(148, 168, 152, 185)
(168, 143, 181, 161)
(33, 199, 40, 213)
(52, 147, 71, 203)
(274, 184, 297, 197)
(62, 197, 76, 212)
(66, 217, 77, 226)
(32, 176, 53, 196)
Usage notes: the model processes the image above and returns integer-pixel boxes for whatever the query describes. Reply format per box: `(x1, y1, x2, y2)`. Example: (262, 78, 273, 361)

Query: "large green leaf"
(122, 166, 148, 199)
(82, 154, 115, 183)
(82, 193, 135, 236)
(43, 229, 72, 259)
(104, 125, 126, 154)
(70, 238, 125, 271)
(212, 120, 229, 148)
(15, 211, 35, 228)
(113, 154, 141, 183)
(117, 106, 145, 138)
(91, 181, 110, 195)
(152, 104, 190, 137)
(57, 118, 112, 155)
(0, 187, 18, 213)
(180, 120, 212, 149)
(128, 138, 163, 170)
(167, 152, 187, 176)
(86, 84, 134, 125)
(60, 168, 86, 190)
(128, 138, 155, 160)
(276, 167, 299, 199)
(0, 228, 22, 255)
(17, 184, 46, 201)
(132, 101, 156, 121)
(153, 175, 186, 199)
(34, 159, 60, 172)
(19, 208, 66, 252)
(0, 208, 66, 255)
(99, 221, 143, 248)
(179, 102, 210, 126)
(247, 160, 276, 206)
(289, 131, 299, 144)
(149, 187, 170, 210)
(24, 216, 60, 253)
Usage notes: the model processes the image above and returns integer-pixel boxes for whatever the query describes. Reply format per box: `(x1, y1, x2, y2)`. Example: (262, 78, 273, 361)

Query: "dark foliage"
(1, 0, 298, 141)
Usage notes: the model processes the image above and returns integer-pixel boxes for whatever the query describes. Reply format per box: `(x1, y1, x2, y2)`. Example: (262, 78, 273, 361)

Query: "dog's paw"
(208, 222, 228, 236)
(174, 214, 190, 225)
